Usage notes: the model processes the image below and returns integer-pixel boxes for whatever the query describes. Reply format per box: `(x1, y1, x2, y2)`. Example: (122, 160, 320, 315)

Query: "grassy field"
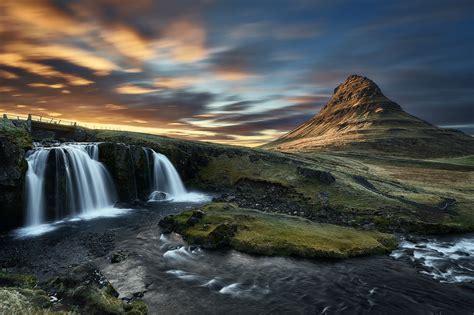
(93, 130, 474, 234)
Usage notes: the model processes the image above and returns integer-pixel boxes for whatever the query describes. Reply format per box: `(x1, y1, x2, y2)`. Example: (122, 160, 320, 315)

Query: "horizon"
(1, 0, 473, 146)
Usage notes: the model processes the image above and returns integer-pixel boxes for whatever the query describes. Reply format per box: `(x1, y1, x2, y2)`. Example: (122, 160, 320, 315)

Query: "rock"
(0, 124, 30, 231)
(317, 192, 330, 208)
(110, 250, 128, 263)
(297, 167, 336, 184)
(159, 216, 177, 233)
(352, 175, 376, 191)
(149, 191, 168, 201)
(206, 223, 238, 248)
(186, 216, 201, 226)
(192, 210, 205, 219)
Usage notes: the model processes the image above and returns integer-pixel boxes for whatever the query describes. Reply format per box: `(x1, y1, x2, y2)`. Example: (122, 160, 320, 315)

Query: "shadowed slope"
(263, 75, 474, 157)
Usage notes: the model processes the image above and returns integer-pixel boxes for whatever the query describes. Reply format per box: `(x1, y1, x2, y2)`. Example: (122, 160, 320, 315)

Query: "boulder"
(297, 167, 336, 184)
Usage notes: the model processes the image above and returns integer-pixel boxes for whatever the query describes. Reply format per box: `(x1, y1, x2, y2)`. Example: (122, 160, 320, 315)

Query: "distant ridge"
(262, 75, 474, 157)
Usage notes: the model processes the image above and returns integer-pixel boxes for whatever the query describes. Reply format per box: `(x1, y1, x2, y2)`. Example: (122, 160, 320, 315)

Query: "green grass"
(164, 203, 397, 259)
(431, 155, 474, 167)
(0, 120, 32, 149)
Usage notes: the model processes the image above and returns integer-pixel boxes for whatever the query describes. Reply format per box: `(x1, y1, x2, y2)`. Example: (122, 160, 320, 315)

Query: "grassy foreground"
(160, 203, 397, 259)
(0, 268, 147, 314)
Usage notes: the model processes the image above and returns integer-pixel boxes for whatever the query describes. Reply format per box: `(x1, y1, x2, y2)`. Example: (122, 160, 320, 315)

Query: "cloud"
(102, 24, 154, 61)
(0, 70, 19, 79)
(4, 0, 86, 38)
(116, 84, 157, 94)
(5, 43, 119, 74)
(104, 103, 128, 110)
(28, 83, 65, 89)
(157, 17, 208, 63)
(0, 53, 93, 86)
(154, 76, 202, 89)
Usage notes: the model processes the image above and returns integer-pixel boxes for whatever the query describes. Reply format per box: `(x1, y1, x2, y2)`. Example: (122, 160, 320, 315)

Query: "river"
(2, 201, 472, 314)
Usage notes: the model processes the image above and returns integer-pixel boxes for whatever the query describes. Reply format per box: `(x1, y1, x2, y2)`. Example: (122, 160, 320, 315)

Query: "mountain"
(262, 75, 474, 157)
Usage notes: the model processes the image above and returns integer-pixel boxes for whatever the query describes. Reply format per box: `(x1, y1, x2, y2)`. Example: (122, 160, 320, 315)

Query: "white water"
(25, 149, 51, 226)
(391, 236, 474, 283)
(19, 143, 119, 237)
(147, 149, 209, 202)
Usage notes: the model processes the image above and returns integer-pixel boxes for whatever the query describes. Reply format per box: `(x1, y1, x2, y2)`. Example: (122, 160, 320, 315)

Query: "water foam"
(391, 236, 474, 283)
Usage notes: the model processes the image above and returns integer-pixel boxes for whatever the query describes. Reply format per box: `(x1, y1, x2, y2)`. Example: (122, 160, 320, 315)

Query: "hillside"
(262, 75, 474, 157)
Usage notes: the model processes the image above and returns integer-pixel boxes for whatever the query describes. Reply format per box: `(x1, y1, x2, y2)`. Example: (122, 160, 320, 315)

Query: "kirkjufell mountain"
(263, 75, 474, 157)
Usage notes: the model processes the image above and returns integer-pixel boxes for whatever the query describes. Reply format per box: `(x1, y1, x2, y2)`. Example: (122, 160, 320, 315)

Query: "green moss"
(46, 270, 148, 314)
(124, 300, 148, 315)
(0, 271, 37, 288)
(163, 203, 397, 259)
(0, 121, 32, 149)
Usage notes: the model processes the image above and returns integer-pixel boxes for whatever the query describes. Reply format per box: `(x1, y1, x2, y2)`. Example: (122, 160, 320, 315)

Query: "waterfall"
(25, 149, 51, 226)
(146, 149, 187, 201)
(24, 143, 117, 228)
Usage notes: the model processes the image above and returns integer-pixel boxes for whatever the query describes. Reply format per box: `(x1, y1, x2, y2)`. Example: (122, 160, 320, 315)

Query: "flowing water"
(19, 143, 119, 237)
(145, 149, 209, 203)
(98, 211, 474, 314)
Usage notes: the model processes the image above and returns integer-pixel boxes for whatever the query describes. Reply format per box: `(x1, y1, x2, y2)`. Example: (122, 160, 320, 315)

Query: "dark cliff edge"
(0, 121, 32, 231)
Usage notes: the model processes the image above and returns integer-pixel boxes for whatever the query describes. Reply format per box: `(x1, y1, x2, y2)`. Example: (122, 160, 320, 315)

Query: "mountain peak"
(334, 74, 381, 95)
(262, 75, 474, 157)
(322, 74, 401, 113)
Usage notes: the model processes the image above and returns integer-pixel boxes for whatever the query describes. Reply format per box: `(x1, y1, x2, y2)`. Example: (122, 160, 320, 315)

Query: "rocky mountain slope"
(262, 75, 474, 157)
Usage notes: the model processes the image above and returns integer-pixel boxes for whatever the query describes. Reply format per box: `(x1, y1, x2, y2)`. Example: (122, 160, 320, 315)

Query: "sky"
(0, 0, 473, 146)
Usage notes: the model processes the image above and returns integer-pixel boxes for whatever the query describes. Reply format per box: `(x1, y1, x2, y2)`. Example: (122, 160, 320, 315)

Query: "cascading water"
(145, 149, 208, 202)
(20, 143, 120, 236)
(25, 149, 51, 226)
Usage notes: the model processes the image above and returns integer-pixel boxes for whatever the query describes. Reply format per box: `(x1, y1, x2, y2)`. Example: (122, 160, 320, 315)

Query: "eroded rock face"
(0, 135, 28, 231)
(98, 143, 147, 203)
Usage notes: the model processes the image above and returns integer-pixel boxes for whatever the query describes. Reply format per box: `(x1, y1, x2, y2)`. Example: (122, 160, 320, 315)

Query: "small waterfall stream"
(145, 149, 208, 202)
(145, 149, 187, 201)
(23, 143, 117, 231)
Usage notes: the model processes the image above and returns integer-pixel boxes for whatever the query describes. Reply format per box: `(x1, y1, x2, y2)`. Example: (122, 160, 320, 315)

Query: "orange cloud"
(5, 43, 119, 74)
(158, 18, 208, 63)
(213, 69, 254, 81)
(28, 83, 65, 89)
(0, 53, 93, 86)
(0, 70, 19, 79)
(116, 84, 157, 94)
(4, 0, 87, 38)
(102, 25, 153, 61)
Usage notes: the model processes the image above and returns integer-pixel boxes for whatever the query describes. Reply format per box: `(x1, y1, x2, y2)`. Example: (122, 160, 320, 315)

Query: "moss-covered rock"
(160, 203, 397, 259)
(0, 271, 37, 288)
(0, 122, 31, 231)
(45, 264, 148, 314)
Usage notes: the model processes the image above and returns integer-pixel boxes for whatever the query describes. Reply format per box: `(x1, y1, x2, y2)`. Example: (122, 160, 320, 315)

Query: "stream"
(1, 201, 473, 314)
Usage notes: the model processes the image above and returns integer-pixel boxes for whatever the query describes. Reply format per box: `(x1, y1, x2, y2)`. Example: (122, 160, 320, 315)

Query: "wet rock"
(159, 216, 178, 233)
(110, 250, 128, 264)
(297, 167, 336, 184)
(81, 231, 115, 257)
(149, 191, 167, 201)
(206, 223, 238, 248)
